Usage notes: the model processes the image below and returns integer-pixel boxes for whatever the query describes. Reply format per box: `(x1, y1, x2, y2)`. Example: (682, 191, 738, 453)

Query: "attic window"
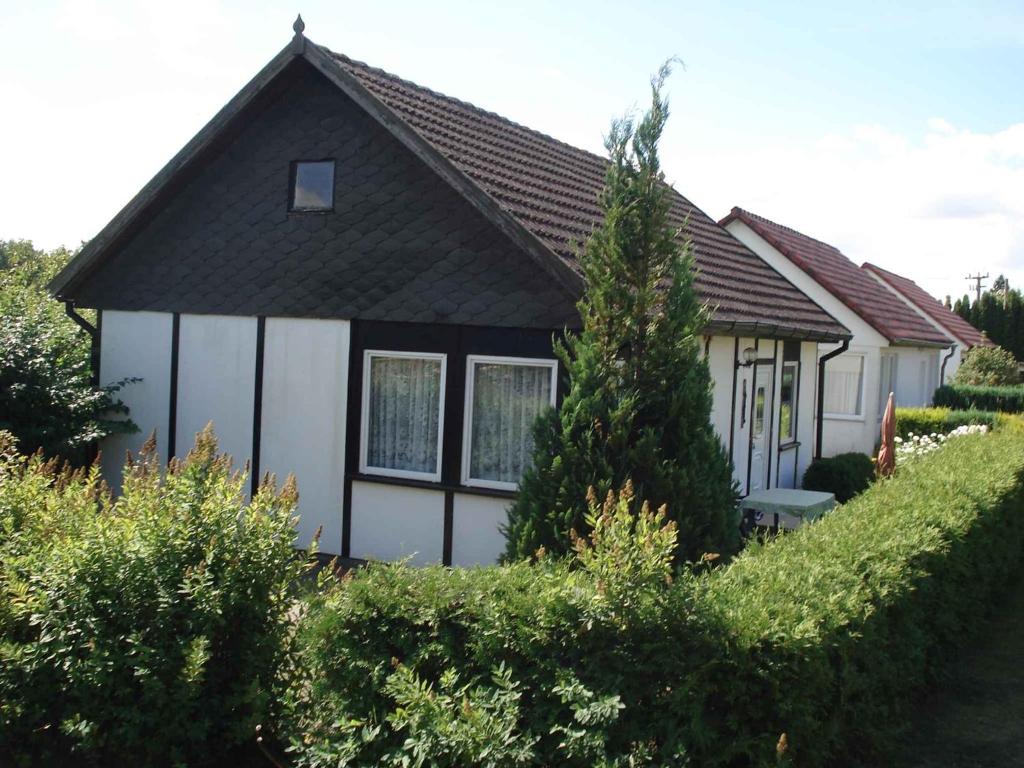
(290, 160, 335, 211)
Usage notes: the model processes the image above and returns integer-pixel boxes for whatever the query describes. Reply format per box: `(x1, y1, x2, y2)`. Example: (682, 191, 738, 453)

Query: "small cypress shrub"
(802, 452, 874, 502)
(503, 64, 737, 564)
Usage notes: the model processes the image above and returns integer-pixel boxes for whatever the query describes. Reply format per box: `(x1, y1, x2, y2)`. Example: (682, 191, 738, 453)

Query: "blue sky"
(1, 0, 1021, 300)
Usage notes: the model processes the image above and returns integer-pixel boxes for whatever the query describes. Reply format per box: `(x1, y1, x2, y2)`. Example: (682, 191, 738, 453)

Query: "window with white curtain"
(360, 351, 446, 481)
(462, 356, 558, 490)
(823, 353, 864, 417)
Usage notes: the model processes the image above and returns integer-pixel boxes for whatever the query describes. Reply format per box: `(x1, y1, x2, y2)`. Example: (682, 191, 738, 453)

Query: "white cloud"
(672, 118, 1024, 302)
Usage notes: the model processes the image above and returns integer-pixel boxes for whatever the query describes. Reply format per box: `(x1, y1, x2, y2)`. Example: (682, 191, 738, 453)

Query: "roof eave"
(705, 318, 852, 344)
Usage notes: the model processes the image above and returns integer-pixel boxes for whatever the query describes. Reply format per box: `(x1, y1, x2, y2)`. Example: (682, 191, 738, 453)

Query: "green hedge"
(894, 406, 1003, 439)
(282, 429, 1024, 767)
(934, 383, 1024, 413)
(701, 426, 1024, 764)
(0, 429, 305, 767)
(801, 451, 875, 502)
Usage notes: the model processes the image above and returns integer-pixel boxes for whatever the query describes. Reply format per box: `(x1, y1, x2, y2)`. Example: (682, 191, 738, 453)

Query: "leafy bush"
(0, 240, 135, 464)
(283, 430, 1024, 767)
(894, 406, 1003, 439)
(952, 345, 1020, 386)
(281, 483, 717, 767)
(0, 428, 306, 767)
(801, 451, 875, 502)
(933, 383, 1024, 413)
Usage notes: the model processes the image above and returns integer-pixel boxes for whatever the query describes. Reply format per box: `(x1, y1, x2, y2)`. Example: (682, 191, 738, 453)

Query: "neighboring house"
(50, 21, 849, 565)
(721, 208, 953, 457)
(862, 263, 991, 383)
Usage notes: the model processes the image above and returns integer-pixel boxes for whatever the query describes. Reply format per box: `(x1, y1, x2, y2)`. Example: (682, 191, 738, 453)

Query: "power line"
(966, 273, 989, 303)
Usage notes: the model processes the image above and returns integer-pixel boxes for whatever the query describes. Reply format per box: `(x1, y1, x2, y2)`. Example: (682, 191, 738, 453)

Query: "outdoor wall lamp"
(740, 347, 757, 366)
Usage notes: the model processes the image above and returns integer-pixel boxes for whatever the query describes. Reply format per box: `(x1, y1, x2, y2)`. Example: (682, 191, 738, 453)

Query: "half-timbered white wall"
(349, 481, 444, 565)
(98, 310, 173, 492)
(176, 314, 257, 475)
(99, 310, 836, 562)
(260, 317, 349, 554)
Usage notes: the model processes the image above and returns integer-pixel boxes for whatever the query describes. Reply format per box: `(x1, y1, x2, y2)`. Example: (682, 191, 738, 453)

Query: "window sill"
(779, 441, 800, 452)
(347, 472, 516, 500)
(823, 414, 866, 423)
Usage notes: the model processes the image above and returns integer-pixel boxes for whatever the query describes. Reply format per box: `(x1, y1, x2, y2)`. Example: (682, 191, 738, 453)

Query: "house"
(49, 20, 849, 565)
(721, 207, 953, 457)
(862, 263, 991, 383)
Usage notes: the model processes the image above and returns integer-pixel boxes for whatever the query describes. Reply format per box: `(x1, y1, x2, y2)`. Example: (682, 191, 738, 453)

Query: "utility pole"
(966, 273, 989, 303)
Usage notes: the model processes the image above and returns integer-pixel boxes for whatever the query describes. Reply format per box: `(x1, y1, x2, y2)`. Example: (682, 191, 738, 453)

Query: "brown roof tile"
(330, 50, 848, 341)
(862, 263, 991, 348)
(721, 207, 951, 346)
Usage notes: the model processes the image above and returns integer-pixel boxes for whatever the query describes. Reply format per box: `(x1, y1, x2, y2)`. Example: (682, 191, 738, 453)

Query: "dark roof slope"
(721, 207, 951, 346)
(862, 263, 991, 348)
(329, 50, 848, 340)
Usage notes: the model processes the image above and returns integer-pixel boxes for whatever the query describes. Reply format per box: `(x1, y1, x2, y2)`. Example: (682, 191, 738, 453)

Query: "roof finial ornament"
(291, 13, 306, 54)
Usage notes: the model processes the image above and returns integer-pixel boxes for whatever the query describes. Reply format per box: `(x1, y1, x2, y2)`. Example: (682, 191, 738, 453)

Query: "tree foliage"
(503, 65, 738, 564)
(0, 240, 135, 464)
(954, 278, 1024, 362)
(953, 344, 1021, 386)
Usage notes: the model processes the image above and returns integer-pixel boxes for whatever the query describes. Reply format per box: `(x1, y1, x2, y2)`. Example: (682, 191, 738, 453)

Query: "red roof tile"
(331, 51, 849, 341)
(720, 207, 951, 346)
(862, 264, 991, 348)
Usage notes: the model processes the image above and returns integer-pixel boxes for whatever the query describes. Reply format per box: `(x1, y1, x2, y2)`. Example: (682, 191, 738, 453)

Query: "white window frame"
(461, 355, 558, 492)
(359, 349, 447, 482)
(823, 352, 866, 421)
(779, 360, 799, 444)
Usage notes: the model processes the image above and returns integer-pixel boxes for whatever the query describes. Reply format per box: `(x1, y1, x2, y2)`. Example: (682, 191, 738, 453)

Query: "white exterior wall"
(176, 314, 257, 471)
(98, 310, 173, 492)
(941, 344, 963, 385)
(260, 318, 349, 554)
(726, 219, 889, 458)
(349, 481, 444, 565)
(451, 494, 509, 567)
(706, 335, 737, 446)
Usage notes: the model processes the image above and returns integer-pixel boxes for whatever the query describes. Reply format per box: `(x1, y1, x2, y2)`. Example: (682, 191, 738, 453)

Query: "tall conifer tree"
(504, 64, 738, 564)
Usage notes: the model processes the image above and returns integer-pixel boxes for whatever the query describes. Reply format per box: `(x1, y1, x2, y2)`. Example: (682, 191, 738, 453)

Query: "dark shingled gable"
(862, 263, 991, 348)
(330, 50, 847, 340)
(70, 61, 579, 329)
(722, 207, 952, 347)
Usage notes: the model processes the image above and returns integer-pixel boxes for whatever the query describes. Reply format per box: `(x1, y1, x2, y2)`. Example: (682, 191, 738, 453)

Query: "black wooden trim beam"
(442, 491, 454, 566)
(745, 339, 760, 495)
(728, 337, 739, 467)
(250, 317, 266, 497)
(167, 312, 181, 461)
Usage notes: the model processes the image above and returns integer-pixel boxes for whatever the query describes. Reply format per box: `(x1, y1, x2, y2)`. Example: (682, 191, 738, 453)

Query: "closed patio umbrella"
(877, 392, 896, 478)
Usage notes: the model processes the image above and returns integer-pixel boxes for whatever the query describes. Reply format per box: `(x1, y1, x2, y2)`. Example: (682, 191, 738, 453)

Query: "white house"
(862, 263, 991, 382)
(721, 208, 953, 457)
(49, 23, 850, 565)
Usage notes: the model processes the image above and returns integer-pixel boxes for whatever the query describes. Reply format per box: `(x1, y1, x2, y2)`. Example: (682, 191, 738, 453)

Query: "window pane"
(292, 161, 334, 210)
(780, 364, 796, 441)
(469, 362, 553, 484)
(754, 385, 766, 438)
(824, 354, 864, 416)
(367, 356, 442, 475)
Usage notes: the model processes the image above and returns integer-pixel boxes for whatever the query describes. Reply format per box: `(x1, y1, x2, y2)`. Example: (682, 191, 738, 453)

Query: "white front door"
(748, 365, 773, 492)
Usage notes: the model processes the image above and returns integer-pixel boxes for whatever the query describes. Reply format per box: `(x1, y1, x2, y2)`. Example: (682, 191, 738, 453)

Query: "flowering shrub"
(895, 424, 988, 463)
